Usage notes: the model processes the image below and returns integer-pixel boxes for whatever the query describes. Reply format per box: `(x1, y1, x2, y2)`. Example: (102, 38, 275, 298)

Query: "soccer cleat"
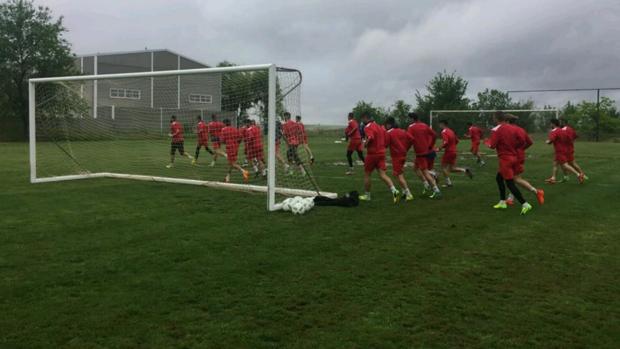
(192, 159, 197, 166)
(359, 194, 371, 201)
(310, 157, 315, 165)
(392, 190, 401, 204)
(441, 183, 453, 188)
(242, 170, 250, 183)
(578, 173, 585, 184)
(465, 168, 474, 179)
(166, 163, 173, 169)
(520, 202, 533, 215)
(536, 189, 545, 205)
(429, 191, 442, 199)
(559, 176, 569, 183)
(345, 168, 353, 175)
(479, 160, 486, 167)
(545, 177, 557, 185)
(506, 197, 514, 206)
(422, 187, 429, 196)
(405, 193, 414, 202)
(583, 174, 589, 181)
(493, 201, 508, 209)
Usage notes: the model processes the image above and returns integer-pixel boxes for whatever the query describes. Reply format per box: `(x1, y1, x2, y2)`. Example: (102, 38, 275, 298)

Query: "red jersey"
(548, 127, 569, 155)
(440, 127, 459, 153)
(386, 128, 413, 158)
(514, 125, 533, 161)
(197, 120, 208, 142)
(220, 126, 240, 151)
(467, 125, 483, 142)
(207, 121, 225, 140)
(170, 121, 184, 142)
(364, 121, 386, 155)
(562, 126, 577, 152)
(407, 122, 436, 156)
(487, 123, 525, 158)
(282, 120, 301, 146)
(249, 125, 263, 148)
(345, 119, 362, 141)
(298, 121, 308, 142)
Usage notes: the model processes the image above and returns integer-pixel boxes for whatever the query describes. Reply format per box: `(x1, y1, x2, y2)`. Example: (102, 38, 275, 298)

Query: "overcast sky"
(42, 0, 620, 124)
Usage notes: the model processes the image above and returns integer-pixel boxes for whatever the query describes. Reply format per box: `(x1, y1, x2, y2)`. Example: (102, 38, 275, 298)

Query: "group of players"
(344, 111, 587, 215)
(166, 112, 314, 183)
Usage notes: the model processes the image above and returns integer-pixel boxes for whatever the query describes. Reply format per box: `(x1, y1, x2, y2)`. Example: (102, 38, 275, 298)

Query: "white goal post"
(29, 64, 336, 211)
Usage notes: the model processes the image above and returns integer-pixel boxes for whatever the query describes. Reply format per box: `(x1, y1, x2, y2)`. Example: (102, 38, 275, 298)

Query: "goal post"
(29, 64, 336, 211)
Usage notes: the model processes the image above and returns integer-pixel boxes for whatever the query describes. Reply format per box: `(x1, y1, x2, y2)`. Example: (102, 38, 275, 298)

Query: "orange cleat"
(536, 189, 545, 205)
(578, 173, 585, 184)
(506, 198, 514, 206)
(242, 170, 250, 183)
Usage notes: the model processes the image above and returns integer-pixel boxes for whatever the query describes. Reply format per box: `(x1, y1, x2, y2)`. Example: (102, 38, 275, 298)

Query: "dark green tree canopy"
(414, 71, 469, 117)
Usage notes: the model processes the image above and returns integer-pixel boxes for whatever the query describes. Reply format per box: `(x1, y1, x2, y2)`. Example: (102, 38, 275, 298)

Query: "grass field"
(1, 134, 619, 348)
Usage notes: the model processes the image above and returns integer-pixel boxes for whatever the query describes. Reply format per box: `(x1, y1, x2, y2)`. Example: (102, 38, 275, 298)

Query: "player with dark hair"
(281, 112, 305, 175)
(207, 114, 226, 167)
(166, 115, 193, 168)
(465, 121, 485, 166)
(345, 112, 365, 175)
(385, 117, 414, 201)
(486, 111, 533, 215)
(296, 115, 315, 165)
(192, 115, 213, 165)
(407, 112, 441, 198)
(220, 119, 249, 183)
(438, 120, 472, 187)
(358, 114, 400, 203)
(546, 118, 587, 184)
(546, 118, 584, 184)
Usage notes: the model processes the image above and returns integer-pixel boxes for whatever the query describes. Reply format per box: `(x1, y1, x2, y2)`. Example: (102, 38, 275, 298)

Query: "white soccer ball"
(282, 198, 293, 211)
(291, 201, 303, 215)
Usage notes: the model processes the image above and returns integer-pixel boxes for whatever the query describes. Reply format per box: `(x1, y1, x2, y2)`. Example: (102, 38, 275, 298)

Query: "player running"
(546, 119, 584, 184)
(438, 120, 473, 187)
(281, 112, 306, 175)
(220, 119, 249, 183)
(243, 119, 266, 177)
(546, 119, 587, 184)
(465, 122, 485, 166)
(166, 115, 193, 168)
(358, 114, 400, 203)
(296, 115, 315, 165)
(192, 115, 213, 165)
(345, 113, 365, 175)
(505, 114, 545, 206)
(207, 114, 226, 167)
(384, 117, 414, 201)
(407, 112, 441, 198)
(486, 111, 534, 215)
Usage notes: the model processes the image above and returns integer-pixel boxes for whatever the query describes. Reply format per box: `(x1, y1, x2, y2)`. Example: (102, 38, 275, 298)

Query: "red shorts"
(227, 149, 239, 164)
(499, 156, 519, 180)
(471, 141, 480, 154)
(212, 141, 221, 149)
(415, 155, 431, 170)
(516, 157, 525, 175)
(364, 154, 386, 173)
(555, 151, 569, 164)
(442, 151, 457, 166)
(567, 150, 574, 162)
(348, 139, 363, 152)
(198, 139, 209, 147)
(391, 156, 406, 176)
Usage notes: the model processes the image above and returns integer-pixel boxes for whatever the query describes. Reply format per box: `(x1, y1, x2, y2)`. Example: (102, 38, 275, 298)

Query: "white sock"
(530, 187, 537, 193)
(390, 186, 398, 194)
(404, 188, 411, 196)
(446, 177, 452, 185)
(433, 185, 440, 192)
(423, 181, 430, 189)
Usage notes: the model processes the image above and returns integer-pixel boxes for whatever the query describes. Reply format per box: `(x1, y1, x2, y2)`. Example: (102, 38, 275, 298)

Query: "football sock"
(433, 185, 440, 193)
(357, 150, 365, 162)
(496, 173, 507, 200)
(506, 179, 526, 204)
(423, 181, 430, 189)
(390, 186, 398, 194)
(346, 151, 353, 167)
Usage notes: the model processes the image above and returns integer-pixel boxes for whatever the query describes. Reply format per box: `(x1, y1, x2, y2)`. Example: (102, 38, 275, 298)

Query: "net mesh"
(33, 67, 321, 205)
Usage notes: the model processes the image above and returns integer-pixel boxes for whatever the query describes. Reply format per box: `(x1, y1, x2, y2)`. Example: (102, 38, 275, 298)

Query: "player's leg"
(378, 168, 400, 203)
(346, 150, 354, 175)
(561, 162, 583, 182)
(303, 143, 315, 164)
(494, 172, 508, 208)
(178, 143, 193, 161)
(515, 175, 544, 205)
(167, 143, 177, 168)
(356, 150, 365, 162)
(360, 170, 373, 201)
(441, 163, 452, 187)
(393, 157, 412, 201)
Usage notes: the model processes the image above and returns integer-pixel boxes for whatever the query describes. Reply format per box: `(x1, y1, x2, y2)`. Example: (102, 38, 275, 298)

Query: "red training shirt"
(345, 119, 362, 141)
(170, 121, 184, 142)
(440, 127, 459, 153)
(385, 128, 413, 158)
(407, 122, 436, 156)
(468, 125, 483, 143)
(364, 121, 386, 156)
(487, 123, 525, 158)
(197, 120, 208, 142)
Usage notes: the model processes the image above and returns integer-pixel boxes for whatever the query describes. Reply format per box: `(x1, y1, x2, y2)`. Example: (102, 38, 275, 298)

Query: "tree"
(351, 101, 387, 124)
(561, 97, 620, 139)
(0, 0, 76, 138)
(414, 71, 469, 117)
(389, 99, 412, 128)
(472, 89, 513, 110)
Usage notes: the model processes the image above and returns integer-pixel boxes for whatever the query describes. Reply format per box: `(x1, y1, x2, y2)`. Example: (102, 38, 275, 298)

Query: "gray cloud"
(43, 0, 620, 124)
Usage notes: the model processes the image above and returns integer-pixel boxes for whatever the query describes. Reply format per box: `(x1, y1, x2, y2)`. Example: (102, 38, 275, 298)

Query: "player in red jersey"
(243, 119, 266, 177)
(192, 115, 214, 165)
(465, 122, 485, 166)
(486, 111, 534, 215)
(385, 117, 414, 201)
(438, 120, 473, 187)
(281, 112, 306, 175)
(407, 112, 441, 198)
(504, 114, 544, 206)
(207, 114, 226, 166)
(345, 113, 365, 175)
(546, 118, 584, 184)
(166, 115, 193, 168)
(296, 115, 315, 165)
(220, 119, 249, 183)
(546, 119, 587, 184)
(358, 114, 400, 203)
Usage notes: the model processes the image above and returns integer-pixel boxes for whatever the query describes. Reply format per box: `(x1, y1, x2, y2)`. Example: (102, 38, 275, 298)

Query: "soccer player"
(546, 119, 587, 184)
(244, 119, 266, 177)
(207, 114, 226, 166)
(486, 111, 533, 215)
(281, 112, 305, 175)
(345, 112, 365, 175)
(166, 115, 193, 168)
(192, 115, 213, 165)
(546, 118, 584, 184)
(438, 120, 473, 187)
(220, 119, 249, 183)
(296, 115, 315, 165)
(505, 114, 545, 206)
(384, 117, 414, 201)
(465, 121, 485, 166)
(358, 114, 400, 203)
(407, 112, 441, 198)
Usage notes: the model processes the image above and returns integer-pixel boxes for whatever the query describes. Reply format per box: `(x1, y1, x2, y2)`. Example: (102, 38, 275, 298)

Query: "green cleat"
(520, 202, 533, 215)
(493, 201, 508, 209)
(359, 194, 371, 201)
(392, 190, 401, 204)
(429, 191, 442, 199)
(405, 193, 414, 202)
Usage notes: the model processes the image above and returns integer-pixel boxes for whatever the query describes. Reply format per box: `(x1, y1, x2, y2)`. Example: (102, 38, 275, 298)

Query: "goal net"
(429, 109, 560, 135)
(29, 64, 335, 210)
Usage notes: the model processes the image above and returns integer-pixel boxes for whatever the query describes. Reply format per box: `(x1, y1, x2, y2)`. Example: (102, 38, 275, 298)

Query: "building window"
(189, 94, 213, 104)
(110, 88, 141, 100)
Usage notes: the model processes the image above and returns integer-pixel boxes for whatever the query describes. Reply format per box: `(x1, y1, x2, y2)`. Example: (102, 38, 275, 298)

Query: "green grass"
(1, 135, 619, 348)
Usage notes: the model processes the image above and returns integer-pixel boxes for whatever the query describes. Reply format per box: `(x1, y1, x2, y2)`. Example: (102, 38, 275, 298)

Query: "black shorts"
(171, 141, 185, 155)
(287, 145, 301, 165)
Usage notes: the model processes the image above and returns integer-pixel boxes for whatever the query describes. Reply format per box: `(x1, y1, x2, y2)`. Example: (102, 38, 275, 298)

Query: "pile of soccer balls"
(280, 196, 315, 215)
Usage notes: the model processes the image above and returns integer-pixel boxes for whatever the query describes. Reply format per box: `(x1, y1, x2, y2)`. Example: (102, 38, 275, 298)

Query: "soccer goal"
(429, 109, 560, 135)
(29, 64, 336, 211)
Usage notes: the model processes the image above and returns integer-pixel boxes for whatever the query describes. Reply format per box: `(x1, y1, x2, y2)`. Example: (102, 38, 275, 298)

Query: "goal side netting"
(29, 64, 335, 210)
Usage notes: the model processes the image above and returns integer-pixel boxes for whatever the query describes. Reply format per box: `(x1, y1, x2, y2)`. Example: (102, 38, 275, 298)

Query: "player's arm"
(486, 131, 498, 149)
(524, 134, 533, 149)
(440, 132, 449, 150)
(364, 128, 374, 148)
(546, 132, 555, 145)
